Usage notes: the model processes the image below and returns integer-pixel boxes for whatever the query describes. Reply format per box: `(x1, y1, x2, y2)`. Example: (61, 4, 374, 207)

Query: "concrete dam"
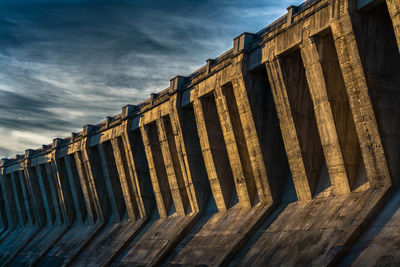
(0, 0, 400, 265)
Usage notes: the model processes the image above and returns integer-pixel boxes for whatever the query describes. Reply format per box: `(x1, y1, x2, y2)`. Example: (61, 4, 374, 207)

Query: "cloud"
(0, 0, 304, 158)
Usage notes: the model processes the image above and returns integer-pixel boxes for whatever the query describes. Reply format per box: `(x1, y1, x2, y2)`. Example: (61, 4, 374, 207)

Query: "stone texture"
(0, 0, 399, 265)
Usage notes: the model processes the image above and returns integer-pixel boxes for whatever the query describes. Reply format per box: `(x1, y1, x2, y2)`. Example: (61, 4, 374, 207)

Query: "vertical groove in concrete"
(157, 116, 189, 216)
(0, 166, 9, 230)
(141, 123, 171, 218)
(192, 98, 227, 211)
(315, 32, 365, 191)
(0, 169, 17, 228)
(74, 151, 97, 223)
(386, 0, 400, 52)
(26, 164, 46, 227)
(0, 181, 7, 230)
(63, 155, 85, 224)
(17, 171, 34, 226)
(121, 127, 147, 219)
(214, 86, 254, 209)
(231, 62, 273, 204)
(22, 155, 45, 227)
(169, 99, 199, 213)
(111, 137, 139, 220)
(265, 59, 313, 200)
(35, 165, 55, 225)
(44, 163, 63, 225)
(81, 143, 107, 221)
(10, 172, 28, 226)
(331, 12, 391, 188)
(97, 142, 124, 221)
(176, 104, 212, 213)
(125, 128, 156, 219)
(300, 37, 351, 195)
(193, 96, 237, 211)
(51, 152, 74, 225)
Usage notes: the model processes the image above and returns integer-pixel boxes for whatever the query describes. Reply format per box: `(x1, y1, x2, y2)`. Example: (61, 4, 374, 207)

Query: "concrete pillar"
(17, 171, 35, 226)
(120, 130, 147, 219)
(214, 86, 254, 209)
(0, 165, 18, 228)
(168, 101, 198, 213)
(265, 59, 313, 200)
(44, 163, 63, 225)
(386, 0, 400, 52)
(81, 146, 107, 221)
(111, 138, 140, 220)
(156, 117, 189, 216)
(35, 165, 55, 225)
(97, 142, 125, 221)
(73, 152, 97, 223)
(300, 37, 351, 195)
(10, 172, 28, 226)
(192, 98, 231, 211)
(331, 13, 391, 187)
(140, 124, 172, 218)
(231, 65, 273, 204)
(63, 155, 85, 224)
(23, 151, 46, 226)
(0, 162, 9, 230)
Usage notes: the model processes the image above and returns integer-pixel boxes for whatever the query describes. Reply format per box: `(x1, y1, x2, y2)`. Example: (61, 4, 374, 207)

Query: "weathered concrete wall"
(0, 0, 399, 266)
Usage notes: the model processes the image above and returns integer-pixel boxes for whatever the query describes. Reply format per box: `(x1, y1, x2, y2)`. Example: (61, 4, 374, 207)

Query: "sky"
(0, 0, 304, 158)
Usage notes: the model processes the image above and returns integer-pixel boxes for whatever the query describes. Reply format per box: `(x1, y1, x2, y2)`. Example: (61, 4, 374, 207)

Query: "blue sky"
(0, 0, 304, 158)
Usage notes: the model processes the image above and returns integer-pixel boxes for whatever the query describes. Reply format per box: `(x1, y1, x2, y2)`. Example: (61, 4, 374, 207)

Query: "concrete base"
(10, 225, 69, 266)
(341, 187, 400, 266)
(169, 204, 272, 266)
(72, 219, 147, 266)
(236, 189, 388, 266)
(115, 214, 197, 266)
(38, 222, 104, 266)
(0, 227, 39, 265)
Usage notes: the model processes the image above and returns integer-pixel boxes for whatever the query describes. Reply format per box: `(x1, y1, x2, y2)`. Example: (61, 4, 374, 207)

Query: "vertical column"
(97, 143, 124, 221)
(169, 102, 198, 213)
(214, 87, 253, 209)
(231, 66, 273, 204)
(193, 98, 229, 211)
(265, 59, 313, 200)
(121, 128, 147, 218)
(300, 37, 351, 195)
(140, 125, 170, 218)
(0, 164, 17, 228)
(156, 117, 188, 216)
(111, 138, 139, 220)
(10, 172, 27, 226)
(386, 0, 400, 52)
(81, 144, 105, 221)
(17, 171, 34, 226)
(74, 152, 97, 223)
(35, 165, 54, 225)
(0, 163, 8, 230)
(51, 152, 74, 225)
(44, 163, 63, 225)
(23, 152, 46, 227)
(63, 156, 85, 224)
(331, 14, 391, 187)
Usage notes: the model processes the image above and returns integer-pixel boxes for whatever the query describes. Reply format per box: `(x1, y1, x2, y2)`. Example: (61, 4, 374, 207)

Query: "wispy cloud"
(0, 0, 303, 158)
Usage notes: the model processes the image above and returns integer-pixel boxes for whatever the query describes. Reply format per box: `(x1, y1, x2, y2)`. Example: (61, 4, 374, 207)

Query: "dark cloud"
(0, 0, 303, 157)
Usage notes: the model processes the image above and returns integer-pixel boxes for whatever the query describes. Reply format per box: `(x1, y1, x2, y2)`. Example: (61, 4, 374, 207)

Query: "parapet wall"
(0, 0, 400, 265)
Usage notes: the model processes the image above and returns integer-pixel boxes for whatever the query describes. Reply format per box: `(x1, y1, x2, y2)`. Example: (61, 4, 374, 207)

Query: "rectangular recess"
(129, 129, 158, 219)
(200, 93, 238, 208)
(146, 121, 175, 216)
(180, 104, 215, 212)
(280, 49, 329, 197)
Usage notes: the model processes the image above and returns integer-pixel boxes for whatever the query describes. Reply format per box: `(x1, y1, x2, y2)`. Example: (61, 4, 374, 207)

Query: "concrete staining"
(0, 0, 399, 265)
